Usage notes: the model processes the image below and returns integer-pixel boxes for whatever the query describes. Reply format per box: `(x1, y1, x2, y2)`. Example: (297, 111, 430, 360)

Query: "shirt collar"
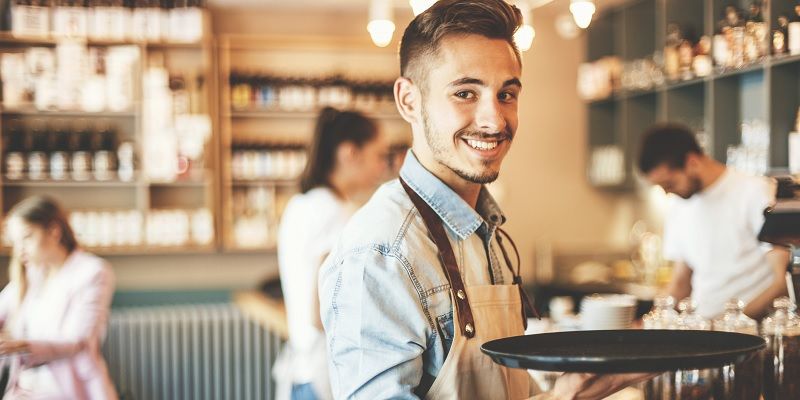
(399, 150, 506, 240)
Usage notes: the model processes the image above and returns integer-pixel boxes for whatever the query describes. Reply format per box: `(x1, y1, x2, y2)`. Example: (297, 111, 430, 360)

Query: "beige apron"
(400, 179, 534, 400)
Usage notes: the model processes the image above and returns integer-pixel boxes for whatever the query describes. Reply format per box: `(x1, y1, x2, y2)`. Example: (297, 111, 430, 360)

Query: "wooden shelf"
(147, 180, 209, 188)
(585, 0, 800, 189)
(2, 179, 140, 188)
(0, 31, 206, 49)
(0, 244, 217, 257)
(0, 19, 221, 256)
(231, 179, 299, 187)
(0, 107, 136, 117)
(227, 109, 402, 121)
(218, 34, 411, 251)
(223, 246, 278, 254)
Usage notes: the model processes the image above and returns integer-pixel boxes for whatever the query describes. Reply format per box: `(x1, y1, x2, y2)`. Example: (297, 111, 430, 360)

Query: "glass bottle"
(52, 0, 88, 38)
(4, 121, 26, 180)
(92, 124, 117, 181)
(71, 123, 93, 181)
(775, 16, 790, 55)
(674, 298, 715, 400)
(745, 1, 768, 60)
(89, 0, 111, 40)
(762, 297, 800, 400)
(11, 0, 50, 37)
(49, 123, 71, 180)
(789, 4, 800, 55)
(712, 299, 761, 400)
(642, 295, 679, 400)
(664, 23, 682, 81)
(27, 122, 49, 181)
(106, 0, 128, 41)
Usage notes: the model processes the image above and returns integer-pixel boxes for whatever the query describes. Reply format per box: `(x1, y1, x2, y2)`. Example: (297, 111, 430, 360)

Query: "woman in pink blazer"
(0, 196, 117, 400)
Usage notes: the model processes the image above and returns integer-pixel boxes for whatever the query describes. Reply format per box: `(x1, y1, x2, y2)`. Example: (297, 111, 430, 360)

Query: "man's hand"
(0, 339, 29, 355)
(550, 372, 657, 400)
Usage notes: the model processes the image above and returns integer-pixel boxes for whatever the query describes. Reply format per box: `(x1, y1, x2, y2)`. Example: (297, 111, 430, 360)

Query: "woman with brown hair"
(274, 106, 389, 400)
(0, 196, 117, 400)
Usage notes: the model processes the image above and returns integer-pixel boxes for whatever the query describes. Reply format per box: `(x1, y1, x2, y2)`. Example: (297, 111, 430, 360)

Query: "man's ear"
(684, 152, 703, 173)
(394, 77, 421, 125)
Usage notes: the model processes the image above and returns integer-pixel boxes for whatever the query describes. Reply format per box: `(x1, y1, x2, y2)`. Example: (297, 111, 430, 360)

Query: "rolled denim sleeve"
(320, 246, 431, 399)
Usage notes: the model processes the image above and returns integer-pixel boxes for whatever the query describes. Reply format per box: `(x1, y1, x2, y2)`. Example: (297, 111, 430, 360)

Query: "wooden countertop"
(233, 289, 289, 340)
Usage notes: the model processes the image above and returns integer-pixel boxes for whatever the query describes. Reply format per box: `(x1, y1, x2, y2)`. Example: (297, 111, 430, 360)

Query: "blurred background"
(4, 0, 792, 398)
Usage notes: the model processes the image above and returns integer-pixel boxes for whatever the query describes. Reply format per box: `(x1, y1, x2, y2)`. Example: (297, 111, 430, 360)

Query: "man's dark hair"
(638, 123, 703, 174)
(399, 0, 523, 86)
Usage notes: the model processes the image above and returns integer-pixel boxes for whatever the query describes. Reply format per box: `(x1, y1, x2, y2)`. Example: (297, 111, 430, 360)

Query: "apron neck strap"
(400, 177, 477, 338)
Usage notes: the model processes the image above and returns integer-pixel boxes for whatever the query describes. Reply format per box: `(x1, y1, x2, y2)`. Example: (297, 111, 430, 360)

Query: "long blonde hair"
(7, 196, 78, 305)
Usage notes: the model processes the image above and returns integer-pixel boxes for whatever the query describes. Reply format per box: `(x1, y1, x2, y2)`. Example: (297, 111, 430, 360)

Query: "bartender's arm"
(666, 261, 692, 302)
(743, 247, 790, 319)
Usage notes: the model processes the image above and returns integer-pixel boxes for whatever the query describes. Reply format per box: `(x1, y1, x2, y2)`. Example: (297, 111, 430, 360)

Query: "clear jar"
(762, 297, 800, 400)
(673, 298, 715, 400)
(712, 299, 761, 400)
(642, 295, 678, 400)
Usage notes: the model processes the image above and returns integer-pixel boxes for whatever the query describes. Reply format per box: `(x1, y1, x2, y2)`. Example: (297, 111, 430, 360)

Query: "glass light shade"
(514, 24, 535, 51)
(367, 20, 396, 47)
(409, 0, 437, 16)
(570, 0, 596, 29)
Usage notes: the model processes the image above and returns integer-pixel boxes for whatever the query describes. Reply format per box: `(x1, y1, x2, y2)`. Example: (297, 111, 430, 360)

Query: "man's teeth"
(466, 139, 499, 150)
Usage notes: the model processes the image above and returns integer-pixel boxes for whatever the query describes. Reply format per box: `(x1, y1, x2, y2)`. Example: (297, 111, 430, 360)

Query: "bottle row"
(1, 45, 138, 112)
(231, 145, 307, 182)
(231, 186, 283, 249)
(3, 120, 134, 181)
(1, 207, 214, 249)
(642, 295, 800, 400)
(587, 145, 624, 186)
(579, 1, 795, 99)
(229, 73, 396, 113)
(10, 0, 206, 43)
(725, 119, 770, 176)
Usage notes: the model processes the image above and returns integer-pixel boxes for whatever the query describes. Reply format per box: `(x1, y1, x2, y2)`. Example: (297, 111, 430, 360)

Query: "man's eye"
(455, 91, 475, 99)
(499, 91, 517, 101)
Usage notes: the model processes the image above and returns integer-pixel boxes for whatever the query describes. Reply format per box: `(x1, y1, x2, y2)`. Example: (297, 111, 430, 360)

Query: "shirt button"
(457, 289, 466, 300)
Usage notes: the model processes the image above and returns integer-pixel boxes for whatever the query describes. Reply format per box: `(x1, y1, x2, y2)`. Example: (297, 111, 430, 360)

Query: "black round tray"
(481, 330, 766, 373)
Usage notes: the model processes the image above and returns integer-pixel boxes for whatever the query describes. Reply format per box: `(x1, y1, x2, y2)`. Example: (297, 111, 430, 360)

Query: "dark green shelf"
(586, 0, 799, 189)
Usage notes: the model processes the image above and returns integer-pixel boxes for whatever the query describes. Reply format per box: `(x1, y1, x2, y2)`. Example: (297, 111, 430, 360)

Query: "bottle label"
(28, 152, 48, 181)
(790, 22, 800, 55)
(50, 152, 70, 180)
(11, 5, 49, 37)
(53, 7, 88, 38)
(5, 153, 25, 180)
(72, 152, 92, 181)
(93, 151, 116, 181)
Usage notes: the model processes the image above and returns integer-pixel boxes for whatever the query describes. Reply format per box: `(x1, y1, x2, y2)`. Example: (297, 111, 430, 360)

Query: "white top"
(662, 169, 775, 319)
(277, 187, 355, 388)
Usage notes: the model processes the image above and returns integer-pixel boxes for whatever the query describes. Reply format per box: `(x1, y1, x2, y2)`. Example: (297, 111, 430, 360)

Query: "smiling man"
(318, 1, 642, 399)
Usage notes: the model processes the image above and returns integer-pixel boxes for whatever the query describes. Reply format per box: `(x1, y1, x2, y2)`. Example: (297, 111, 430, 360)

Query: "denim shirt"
(319, 151, 518, 399)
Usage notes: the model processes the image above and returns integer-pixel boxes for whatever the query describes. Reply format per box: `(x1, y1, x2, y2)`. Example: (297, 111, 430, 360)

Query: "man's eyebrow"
(447, 77, 484, 87)
(504, 78, 522, 88)
(446, 77, 522, 88)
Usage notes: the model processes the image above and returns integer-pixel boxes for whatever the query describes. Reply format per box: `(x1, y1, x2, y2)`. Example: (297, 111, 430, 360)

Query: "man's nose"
(475, 97, 507, 134)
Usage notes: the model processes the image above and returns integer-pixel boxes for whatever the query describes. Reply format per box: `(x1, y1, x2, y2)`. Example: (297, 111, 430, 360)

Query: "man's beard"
(679, 176, 703, 199)
(421, 106, 508, 184)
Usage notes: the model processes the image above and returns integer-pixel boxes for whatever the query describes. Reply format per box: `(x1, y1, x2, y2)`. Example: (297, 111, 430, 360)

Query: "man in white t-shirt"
(638, 123, 789, 319)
